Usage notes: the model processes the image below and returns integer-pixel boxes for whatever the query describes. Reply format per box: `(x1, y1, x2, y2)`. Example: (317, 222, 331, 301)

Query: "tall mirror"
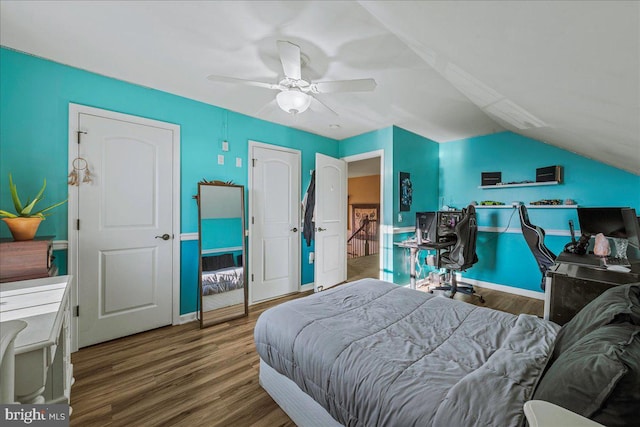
(197, 182, 247, 327)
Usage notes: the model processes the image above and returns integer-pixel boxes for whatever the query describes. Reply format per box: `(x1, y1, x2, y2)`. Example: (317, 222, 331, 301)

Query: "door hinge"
(252, 158, 256, 167)
(251, 216, 254, 225)
(76, 219, 80, 230)
(74, 305, 80, 317)
(251, 274, 254, 282)
(77, 130, 87, 144)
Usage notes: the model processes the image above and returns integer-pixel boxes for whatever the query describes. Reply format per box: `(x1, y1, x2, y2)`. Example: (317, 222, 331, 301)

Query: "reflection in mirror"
(198, 183, 247, 327)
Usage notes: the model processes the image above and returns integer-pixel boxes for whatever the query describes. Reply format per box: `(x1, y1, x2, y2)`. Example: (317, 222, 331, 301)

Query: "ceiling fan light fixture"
(276, 90, 311, 114)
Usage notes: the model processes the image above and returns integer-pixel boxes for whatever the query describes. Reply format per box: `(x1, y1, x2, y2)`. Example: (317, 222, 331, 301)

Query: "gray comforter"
(255, 278, 559, 427)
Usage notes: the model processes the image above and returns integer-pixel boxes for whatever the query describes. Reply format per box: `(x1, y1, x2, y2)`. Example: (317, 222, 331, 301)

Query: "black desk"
(395, 240, 455, 289)
(546, 257, 640, 325)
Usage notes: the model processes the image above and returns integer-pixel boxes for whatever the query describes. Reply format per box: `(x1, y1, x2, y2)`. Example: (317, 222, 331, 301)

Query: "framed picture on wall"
(400, 172, 412, 212)
(352, 204, 379, 237)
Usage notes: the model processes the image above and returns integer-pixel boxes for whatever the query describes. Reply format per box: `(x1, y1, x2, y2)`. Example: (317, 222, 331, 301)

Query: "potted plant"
(0, 174, 67, 241)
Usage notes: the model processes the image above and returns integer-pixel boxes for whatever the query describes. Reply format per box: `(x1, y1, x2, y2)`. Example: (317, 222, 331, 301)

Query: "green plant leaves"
(2, 174, 67, 218)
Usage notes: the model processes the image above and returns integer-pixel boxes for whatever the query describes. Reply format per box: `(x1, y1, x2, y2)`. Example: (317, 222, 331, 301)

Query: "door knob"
(317, 227, 326, 232)
(290, 227, 298, 232)
(155, 234, 171, 240)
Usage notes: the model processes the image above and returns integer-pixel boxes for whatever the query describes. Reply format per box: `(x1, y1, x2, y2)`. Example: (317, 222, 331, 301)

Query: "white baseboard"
(178, 312, 198, 324)
(459, 275, 544, 300)
(52, 240, 68, 250)
(300, 283, 314, 292)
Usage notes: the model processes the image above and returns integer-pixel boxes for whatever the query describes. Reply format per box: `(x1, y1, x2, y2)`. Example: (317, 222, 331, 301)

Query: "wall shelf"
(478, 181, 560, 189)
(475, 204, 578, 209)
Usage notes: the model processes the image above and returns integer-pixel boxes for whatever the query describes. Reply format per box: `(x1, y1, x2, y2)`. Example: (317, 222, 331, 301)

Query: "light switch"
(222, 140, 229, 151)
(236, 157, 242, 167)
(217, 154, 224, 165)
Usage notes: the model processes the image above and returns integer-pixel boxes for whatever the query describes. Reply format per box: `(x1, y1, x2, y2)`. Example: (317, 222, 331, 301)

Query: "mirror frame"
(197, 181, 248, 328)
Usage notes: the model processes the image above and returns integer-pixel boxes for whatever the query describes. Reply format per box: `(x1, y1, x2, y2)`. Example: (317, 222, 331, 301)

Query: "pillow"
(552, 283, 640, 359)
(534, 323, 640, 427)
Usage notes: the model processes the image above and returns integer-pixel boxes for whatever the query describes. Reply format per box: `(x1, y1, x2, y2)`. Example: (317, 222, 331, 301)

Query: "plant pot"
(2, 217, 43, 241)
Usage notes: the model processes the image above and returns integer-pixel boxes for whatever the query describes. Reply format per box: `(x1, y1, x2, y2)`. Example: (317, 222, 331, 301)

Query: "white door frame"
(68, 103, 181, 352)
(342, 149, 384, 279)
(247, 140, 301, 305)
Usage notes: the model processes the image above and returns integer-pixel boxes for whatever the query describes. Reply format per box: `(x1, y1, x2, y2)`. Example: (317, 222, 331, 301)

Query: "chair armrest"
(524, 401, 604, 427)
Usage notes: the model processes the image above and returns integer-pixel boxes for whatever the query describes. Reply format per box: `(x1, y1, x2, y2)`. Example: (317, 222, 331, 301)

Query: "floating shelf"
(478, 181, 560, 189)
(475, 204, 578, 209)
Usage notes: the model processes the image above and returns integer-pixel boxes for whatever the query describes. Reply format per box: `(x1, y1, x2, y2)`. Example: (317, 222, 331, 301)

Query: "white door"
(314, 153, 347, 291)
(249, 143, 300, 303)
(77, 113, 174, 347)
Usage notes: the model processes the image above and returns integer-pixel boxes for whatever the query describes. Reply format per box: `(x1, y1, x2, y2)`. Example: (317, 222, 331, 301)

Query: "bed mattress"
(255, 278, 559, 427)
(202, 266, 243, 295)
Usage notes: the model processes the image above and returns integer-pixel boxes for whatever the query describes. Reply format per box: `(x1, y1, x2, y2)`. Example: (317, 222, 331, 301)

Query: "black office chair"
(431, 205, 484, 302)
(518, 204, 557, 290)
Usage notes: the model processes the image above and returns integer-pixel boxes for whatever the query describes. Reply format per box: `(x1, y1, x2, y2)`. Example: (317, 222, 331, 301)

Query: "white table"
(0, 275, 73, 404)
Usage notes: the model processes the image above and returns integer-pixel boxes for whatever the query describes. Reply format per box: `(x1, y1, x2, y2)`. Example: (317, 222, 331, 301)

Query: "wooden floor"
(70, 281, 542, 427)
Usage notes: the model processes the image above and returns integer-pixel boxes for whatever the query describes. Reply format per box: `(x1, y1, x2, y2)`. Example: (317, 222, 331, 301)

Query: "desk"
(546, 261, 640, 325)
(0, 275, 73, 404)
(395, 240, 455, 289)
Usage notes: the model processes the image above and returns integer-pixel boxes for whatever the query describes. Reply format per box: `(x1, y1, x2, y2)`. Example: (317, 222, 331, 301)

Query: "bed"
(255, 278, 640, 427)
(201, 253, 244, 296)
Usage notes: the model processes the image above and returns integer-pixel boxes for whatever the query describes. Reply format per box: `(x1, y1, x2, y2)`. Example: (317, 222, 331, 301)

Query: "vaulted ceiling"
(1, 1, 638, 174)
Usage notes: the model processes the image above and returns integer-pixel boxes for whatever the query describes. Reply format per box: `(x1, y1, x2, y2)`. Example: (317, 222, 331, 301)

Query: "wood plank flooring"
(70, 281, 542, 426)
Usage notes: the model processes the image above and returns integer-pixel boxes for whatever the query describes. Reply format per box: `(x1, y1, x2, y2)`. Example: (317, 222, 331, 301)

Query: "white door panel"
(315, 153, 347, 291)
(250, 144, 300, 303)
(78, 113, 173, 347)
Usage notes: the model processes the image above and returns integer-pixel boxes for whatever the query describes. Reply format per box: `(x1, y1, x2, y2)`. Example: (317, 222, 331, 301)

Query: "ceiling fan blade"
(277, 40, 302, 80)
(310, 78, 377, 94)
(207, 74, 281, 90)
(310, 96, 338, 116)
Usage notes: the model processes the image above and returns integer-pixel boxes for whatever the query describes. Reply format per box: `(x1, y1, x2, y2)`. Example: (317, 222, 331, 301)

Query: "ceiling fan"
(207, 40, 377, 115)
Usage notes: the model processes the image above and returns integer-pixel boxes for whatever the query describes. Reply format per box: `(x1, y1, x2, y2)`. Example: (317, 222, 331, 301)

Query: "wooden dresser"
(0, 236, 57, 283)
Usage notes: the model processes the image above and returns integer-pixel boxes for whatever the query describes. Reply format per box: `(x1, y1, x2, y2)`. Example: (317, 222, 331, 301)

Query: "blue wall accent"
(53, 249, 67, 275)
(392, 126, 440, 225)
(200, 218, 243, 251)
(0, 48, 337, 314)
(180, 240, 200, 315)
(440, 132, 640, 293)
(3, 48, 639, 309)
(339, 127, 394, 281)
(338, 126, 440, 284)
(391, 127, 440, 284)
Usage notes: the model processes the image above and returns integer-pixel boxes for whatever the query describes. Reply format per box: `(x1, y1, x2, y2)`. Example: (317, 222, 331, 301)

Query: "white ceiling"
(348, 157, 381, 178)
(1, 1, 638, 174)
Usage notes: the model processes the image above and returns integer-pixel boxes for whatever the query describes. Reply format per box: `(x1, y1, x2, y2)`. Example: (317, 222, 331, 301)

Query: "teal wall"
(3, 48, 638, 310)
(338, 126, 440, 284)
(391, 127, 440, 284)
(440, 132, 640, 293)
(200, 218, 243, 251)
(339, 127, 394, 281)
(0, 48, 338, 314)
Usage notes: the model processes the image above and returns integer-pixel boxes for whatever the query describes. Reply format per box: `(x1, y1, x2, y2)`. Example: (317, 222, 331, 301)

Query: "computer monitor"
(577, 207, 630, 239)
(437, 210, 462, 241)
(416, 211, 437, 243)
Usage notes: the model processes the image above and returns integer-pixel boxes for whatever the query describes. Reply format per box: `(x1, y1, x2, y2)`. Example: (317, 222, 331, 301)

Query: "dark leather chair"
(518, 204, 557, 290)
(431, 205, 483, 302)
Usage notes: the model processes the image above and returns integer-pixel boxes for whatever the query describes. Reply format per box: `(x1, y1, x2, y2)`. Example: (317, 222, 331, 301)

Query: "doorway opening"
(344, 152, 382, 282)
